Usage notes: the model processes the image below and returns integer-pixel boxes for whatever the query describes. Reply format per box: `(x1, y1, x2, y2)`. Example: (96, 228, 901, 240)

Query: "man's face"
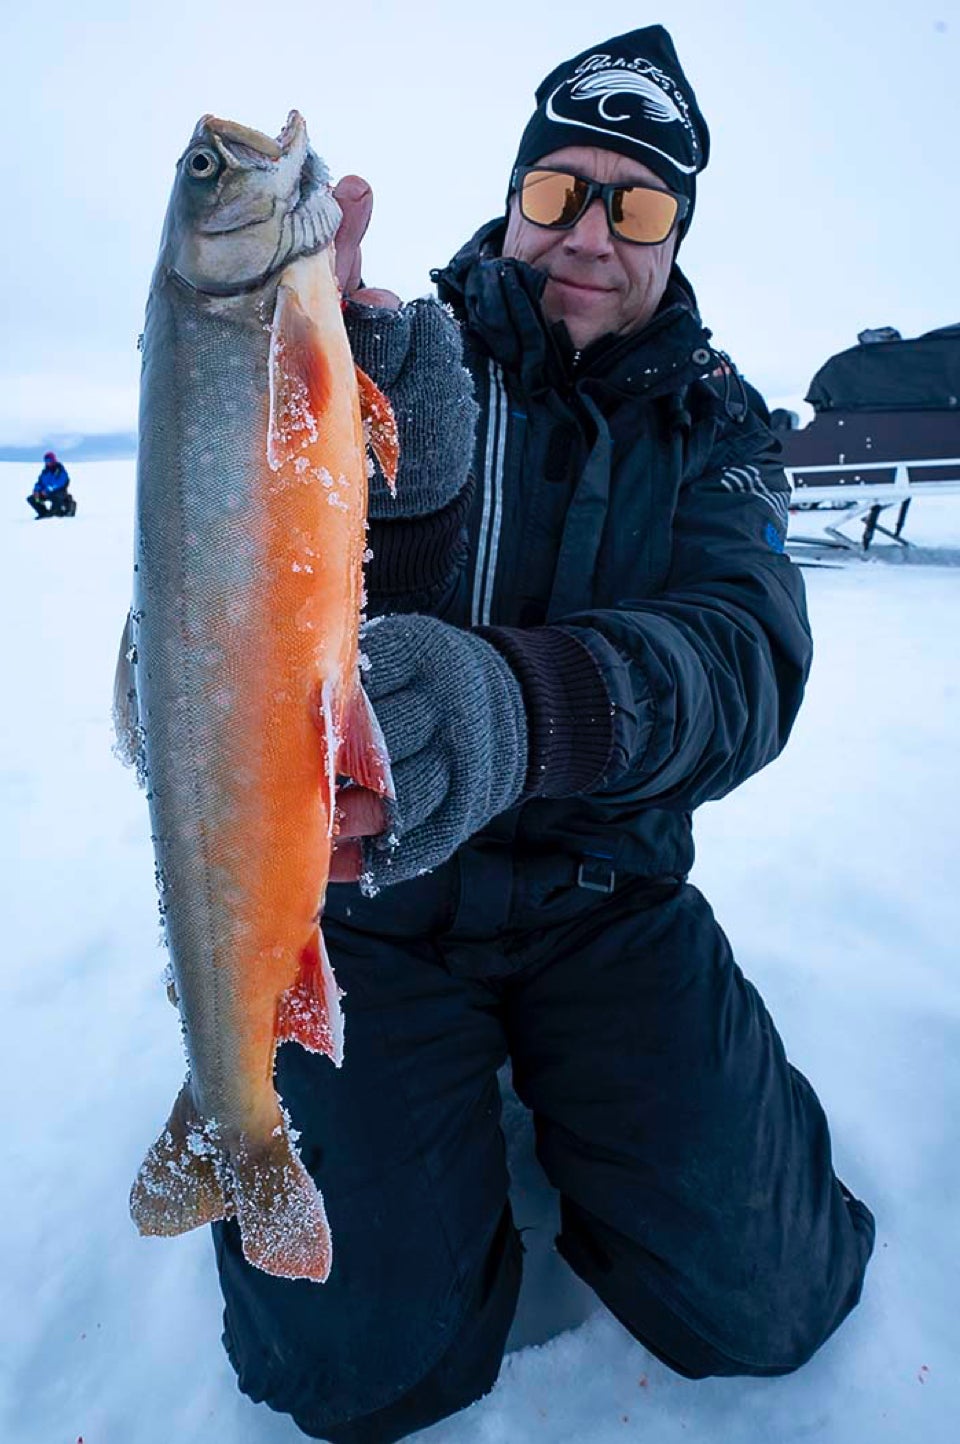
(502, 144, 679, 350)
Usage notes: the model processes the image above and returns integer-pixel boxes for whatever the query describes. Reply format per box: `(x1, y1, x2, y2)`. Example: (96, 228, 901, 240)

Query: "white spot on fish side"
(327, 492, 348, 511)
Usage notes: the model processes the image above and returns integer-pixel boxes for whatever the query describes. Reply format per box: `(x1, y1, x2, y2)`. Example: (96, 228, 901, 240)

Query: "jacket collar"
(433, 218, 715, 403)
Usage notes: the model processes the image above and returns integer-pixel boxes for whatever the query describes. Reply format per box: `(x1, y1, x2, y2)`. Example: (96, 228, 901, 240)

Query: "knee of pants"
(217, 1205, 523, 1444)
(556, 1195, 875, 1381)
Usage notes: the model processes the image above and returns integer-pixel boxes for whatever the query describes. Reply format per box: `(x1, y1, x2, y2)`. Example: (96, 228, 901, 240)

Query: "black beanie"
(512, 25, 710, 237)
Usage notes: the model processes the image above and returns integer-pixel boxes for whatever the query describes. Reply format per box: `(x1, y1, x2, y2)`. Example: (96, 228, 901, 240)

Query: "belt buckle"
(576, 854, 616, 894)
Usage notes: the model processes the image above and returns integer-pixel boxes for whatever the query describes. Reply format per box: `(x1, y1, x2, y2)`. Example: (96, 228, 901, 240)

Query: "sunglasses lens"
(519, 170, 589, 228)
(612, 185, 680, 243)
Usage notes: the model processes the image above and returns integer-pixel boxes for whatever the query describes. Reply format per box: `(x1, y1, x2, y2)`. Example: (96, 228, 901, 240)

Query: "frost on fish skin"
(130, 1085, 231, 1235)
(267, 340, 319, 472)
(232, 1128, 332, 1282)
(130, 1084, 332, 1280)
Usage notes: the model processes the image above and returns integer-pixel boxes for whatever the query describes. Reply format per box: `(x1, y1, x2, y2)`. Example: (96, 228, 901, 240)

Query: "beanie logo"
(545, 53, 701, 174)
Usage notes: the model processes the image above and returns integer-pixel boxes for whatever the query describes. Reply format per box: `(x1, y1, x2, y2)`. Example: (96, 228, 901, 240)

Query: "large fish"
(114, 111, 397, 1281)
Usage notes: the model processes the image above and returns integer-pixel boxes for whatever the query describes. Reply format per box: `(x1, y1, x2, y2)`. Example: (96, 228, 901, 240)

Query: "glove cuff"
(366, 481, 474, 605)
(477, 625, 615, 798)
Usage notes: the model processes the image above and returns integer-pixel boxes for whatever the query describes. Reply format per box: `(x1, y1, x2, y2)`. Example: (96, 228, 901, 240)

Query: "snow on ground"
(1, 464, 958, 1443)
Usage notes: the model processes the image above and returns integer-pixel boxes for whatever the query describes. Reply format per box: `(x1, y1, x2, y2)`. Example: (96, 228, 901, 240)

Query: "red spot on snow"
(638, 1374, 649, 1389)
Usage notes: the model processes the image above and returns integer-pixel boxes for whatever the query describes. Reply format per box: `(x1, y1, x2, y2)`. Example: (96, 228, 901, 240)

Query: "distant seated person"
(28, 451, 77, 519)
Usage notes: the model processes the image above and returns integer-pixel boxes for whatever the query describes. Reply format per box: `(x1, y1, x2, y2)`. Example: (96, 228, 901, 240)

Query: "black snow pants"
(213, 847, 875, 1444)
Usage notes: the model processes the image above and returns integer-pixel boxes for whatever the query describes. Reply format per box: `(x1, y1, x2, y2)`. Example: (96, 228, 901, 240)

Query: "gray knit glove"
(343, 297, 478, 517)
(359, 614, 528, 888)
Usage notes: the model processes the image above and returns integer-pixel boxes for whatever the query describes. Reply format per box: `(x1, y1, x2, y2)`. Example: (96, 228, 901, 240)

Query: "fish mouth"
(199, 110, 305, 167)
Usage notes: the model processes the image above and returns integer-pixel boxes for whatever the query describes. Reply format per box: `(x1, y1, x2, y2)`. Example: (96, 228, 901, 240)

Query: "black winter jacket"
(367, 221, 813, 881)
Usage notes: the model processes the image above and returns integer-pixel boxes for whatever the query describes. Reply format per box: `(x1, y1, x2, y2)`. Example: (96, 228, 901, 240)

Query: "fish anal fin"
(112, 609, 144, 782)
(277, 929, 344, 1066)
(268, 285, 332, 470)
(337, 682, 395, 799)
(130, 1081, 230, 1237)
(355, 364, 399, 491)
(233, 1127, 332, 1282)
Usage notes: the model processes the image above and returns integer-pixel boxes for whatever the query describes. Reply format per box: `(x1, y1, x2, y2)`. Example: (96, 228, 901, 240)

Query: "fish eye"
(185, 146, 221, 181)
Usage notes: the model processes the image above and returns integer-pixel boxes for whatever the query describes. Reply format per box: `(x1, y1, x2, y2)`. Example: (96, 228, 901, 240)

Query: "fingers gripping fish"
(114, 112, 397, 1281)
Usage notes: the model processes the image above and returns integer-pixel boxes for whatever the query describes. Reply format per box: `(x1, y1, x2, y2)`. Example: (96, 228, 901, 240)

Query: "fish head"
(159, 111, 341, 294)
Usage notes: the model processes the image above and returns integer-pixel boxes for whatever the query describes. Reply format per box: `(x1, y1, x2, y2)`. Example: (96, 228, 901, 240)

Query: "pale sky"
(2, 0, 956, 445)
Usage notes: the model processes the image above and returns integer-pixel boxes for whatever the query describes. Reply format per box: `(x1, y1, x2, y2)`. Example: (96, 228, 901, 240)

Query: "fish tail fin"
(130, 1081, 230, 1236)
(131, 1084, 333, 1282)
(338, 682, 395, 799)
(232, 1126, 333, 1282)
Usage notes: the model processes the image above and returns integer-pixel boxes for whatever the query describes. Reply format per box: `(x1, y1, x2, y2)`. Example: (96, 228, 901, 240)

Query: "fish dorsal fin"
(268, 284, 332, 470)
(112, 609, 145, 783)
(355, 365, 399, 492)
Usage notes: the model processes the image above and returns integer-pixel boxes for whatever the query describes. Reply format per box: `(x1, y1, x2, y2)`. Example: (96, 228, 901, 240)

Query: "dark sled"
(776, 324, 960, 551)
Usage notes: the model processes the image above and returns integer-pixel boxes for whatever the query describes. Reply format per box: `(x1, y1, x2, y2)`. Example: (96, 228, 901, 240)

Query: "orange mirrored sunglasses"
(513, 166, 688, 246)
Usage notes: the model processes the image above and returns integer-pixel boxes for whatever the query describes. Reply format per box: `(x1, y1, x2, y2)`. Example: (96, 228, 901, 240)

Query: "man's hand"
(330, 785, 387, 883)
(332, 175, 400, 310)
(328, 615, 529, 890)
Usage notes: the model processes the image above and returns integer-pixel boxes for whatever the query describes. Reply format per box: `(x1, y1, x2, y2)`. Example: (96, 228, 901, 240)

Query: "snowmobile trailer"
(777, 324, 960, 550)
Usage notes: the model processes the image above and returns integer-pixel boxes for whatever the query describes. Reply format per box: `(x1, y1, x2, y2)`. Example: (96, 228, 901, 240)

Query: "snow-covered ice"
(1, 463, 957, 1442)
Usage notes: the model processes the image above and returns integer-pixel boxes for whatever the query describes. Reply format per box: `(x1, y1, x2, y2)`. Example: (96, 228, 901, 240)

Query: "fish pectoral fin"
(233, 1127, 332, 1283)
(268, 283, 332, 470)
(337, 682, 395, 799)
(355, 364, 399, 492)
(112, 609, 144, 781)
(277, 928, 344, 1066)
(130, 1081, 230, 1237)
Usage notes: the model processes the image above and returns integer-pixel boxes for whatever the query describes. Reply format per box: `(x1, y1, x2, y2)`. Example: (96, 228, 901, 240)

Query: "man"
(214, 27, 874, 1443)
(27, 451, 76, 518)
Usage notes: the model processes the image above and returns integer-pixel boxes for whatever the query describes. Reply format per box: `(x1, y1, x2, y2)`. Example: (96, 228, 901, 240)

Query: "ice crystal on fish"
(185, 1119, 221, 1158)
